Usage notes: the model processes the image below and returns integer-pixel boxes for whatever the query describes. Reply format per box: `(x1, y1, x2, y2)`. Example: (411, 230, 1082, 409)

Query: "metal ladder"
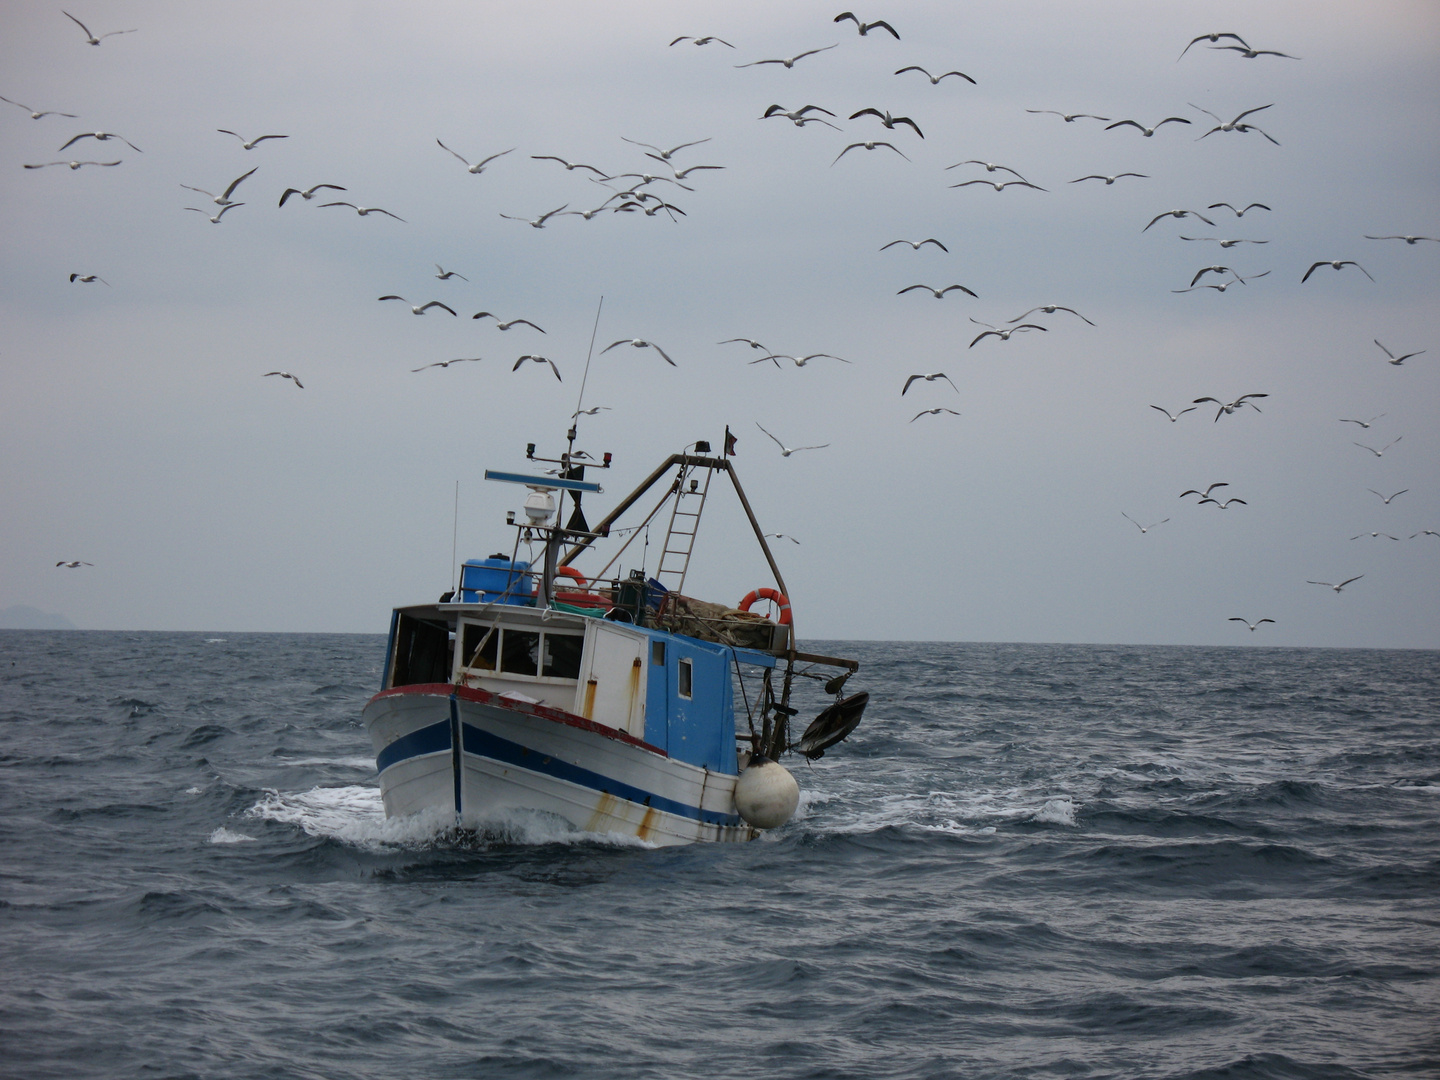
(654, 460, 715, 596)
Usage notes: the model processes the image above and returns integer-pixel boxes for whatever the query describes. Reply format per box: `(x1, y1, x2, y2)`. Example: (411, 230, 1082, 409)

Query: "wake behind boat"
(363, 431, 867, 845)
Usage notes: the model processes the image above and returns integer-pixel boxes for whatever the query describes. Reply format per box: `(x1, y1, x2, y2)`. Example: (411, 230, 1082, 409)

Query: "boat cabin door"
(575, 622, 648, 740)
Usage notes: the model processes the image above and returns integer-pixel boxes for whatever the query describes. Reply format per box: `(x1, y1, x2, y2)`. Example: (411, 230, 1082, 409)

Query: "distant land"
(0, 605, 78, 630)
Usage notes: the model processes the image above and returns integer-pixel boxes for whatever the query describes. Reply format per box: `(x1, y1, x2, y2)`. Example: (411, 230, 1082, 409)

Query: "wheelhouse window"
(651, 641, 666, 666)
(678, 657, 693, 699)
(460, 623, 498, 671)
(542, 633, 584, 679)
(500, 630, 540, 676)
(459, 622, 583, 682)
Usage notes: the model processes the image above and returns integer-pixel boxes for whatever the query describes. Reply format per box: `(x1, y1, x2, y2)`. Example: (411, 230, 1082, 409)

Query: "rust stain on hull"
(636, 806, 658, 842)
(585, 791, 619, 832)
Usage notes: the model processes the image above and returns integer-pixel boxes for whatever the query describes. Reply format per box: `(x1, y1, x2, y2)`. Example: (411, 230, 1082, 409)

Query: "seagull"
(1367, 489, 1408, 505)
(736, 45, 839, 69)
(320, 201, 405, 220)
(1179, 483, 1229, 499)
(1353, 437, 1402, 458)
(1351, 531, 1400, 541)
(669, 36, 734, 47)
(1364, 234, 1439, 245)
(1228, 618, 1275, 632)
(1144, 209, 1216, 231)
(58, 131, 142, 153)
(761, 103, 834, 120)
(756, 422, 828, 456)
(1197, 497, 1247, 509)
(472, 313, 545, 332)
(1180, 236, 1269, 247)
(1411, 531, 1440, 540)
(612, 199, 687, 219)
(1106, 117, 1191, 137)
(68, 273, 109, 285)
(1192, 103, 1279, 143)
(1209, 202, 1271, 217)
(217, 129, 287, 149)
(513, 355, 562, 380)
(1338, 414, 1385, 429)
(969, 320, 1047, 346)
(757, 353, 850, 367)
(1194, 393, 1267, 420)
(882, 238, 948, 252)
(765, 533, 801, 544)
(1070, 173, 1149, 185)
(661, 162, 724, 182)
(23, 159, 121, 170)
(412, 358, 484, 371)
(1307, 576, 1363, 593)
(719, 338, 771, 352)
(952, 178, 1046, 192)
(263, 371, 303, 388)
(182, 166, 257, 206)
(1150, 405, 1196, 422)
(378, 297, 457, 315)
(763, 111, 841, 130)
(833, 140, 909, 164)
(1010, 305, 1094, 325)
(184, 203, 244, 224)
(1122, 513, 1169, 533)
(602, 339, 676, 365)
(947, 159, 1028, 180)
(835, 12, 900, 37)
(895, 66, 974, 85)
(1210, 44, 1301, 59)
(902, 373, 958, 395)
(434, 265, 467, 281)
(63, 11, 135, 45)
(0, 95, 76, 119)
(1190, 266, 1247, 287)
(499, 204, 568, 228)
(437, 141, 513, 174)
(849, 108, 923, 138)
(621, 137, 711, 161)
(1374, 340, 1424, 365)
(1171, 272, 1271, 293)
(278, 183, 345, 206)
(899, 283, 977, 299)
(572, 406, 612, 417)
(531, 155, 609, 176)
(1026, 109, 1111, 123)
(910, 408, 961, 422)
(1178, 32, 1250, 59)
(56, 560, 94, 568)
(1302, 260, 1373, 283)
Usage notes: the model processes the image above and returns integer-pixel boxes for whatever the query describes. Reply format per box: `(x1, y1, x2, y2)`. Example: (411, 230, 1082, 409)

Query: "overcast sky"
(3, 0, 1437, 648)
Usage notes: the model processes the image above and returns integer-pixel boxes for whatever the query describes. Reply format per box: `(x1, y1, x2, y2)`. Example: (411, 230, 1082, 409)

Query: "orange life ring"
(556, 565, 587, 587)
(737, 587, 792, 625)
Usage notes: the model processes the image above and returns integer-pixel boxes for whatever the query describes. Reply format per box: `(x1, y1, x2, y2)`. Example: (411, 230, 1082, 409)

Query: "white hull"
(364, 683, 756, 845)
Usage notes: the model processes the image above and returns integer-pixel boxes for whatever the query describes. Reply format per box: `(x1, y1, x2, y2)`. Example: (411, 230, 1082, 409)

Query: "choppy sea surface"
(1, 631, 1436, 1080)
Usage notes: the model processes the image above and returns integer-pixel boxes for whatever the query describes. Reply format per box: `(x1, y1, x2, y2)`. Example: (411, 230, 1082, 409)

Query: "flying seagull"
(1144, 208, 1216, 231)
(719, 338, 771, 352)
(621, 137, 711, 161)
(1373, 340, 1424, 365)
(573, 406, 612, 417)
(182, 166, 257, 206)
(437, 141, 513, 174)
(23, 159, 121, 169)
(947, 159, 1028, 180)
(756, 353, 850, 367)
(737, 45, 839, 69)
(833, 140, 909, 164)
(434, 265, 467, 281)
(1301, 260, 1373, 283)
(1151, 405, 1196, 422)
(263, 371, 303, 388)
(1197, 497, 1247, 509)
(834, 12, 900, 38)
(69, 273, 109, 285)
(969, 320, 1047, 346)
(513, 355, 562, 380)
(412, 358, 484, 372)
(1189, 265, 1247, 287)
(850, 108, 923, 137)
(882, 238, 948, 252)
(1179, 483, 1229, 499)
(1106, 117, 1191, 137)
(63, 11, 135, 45)
(320, 201, 405, 220)
(1121, 513, 1169, 534)
(1180, 236, 1269, 247)
(899, 283, 977, 299)
(0, 95, 76, 119)
(377, 296, 455, 312)
(1070, 173, 1149, 185)
(756, 422, 828, 456)
(669, 36, 734, 47)
(602, 339, 676, 365)
(1353, 437, 1402, 458)
(1352, 531, 1400, 541)
(896, 66, 974, 85)
(473, 313, 545, 332)
(1010, 305, 1094, 325)
(765, 533, 801, 544)
(1209, 202, 1271, 217)
(184, 202, 244, 223)
(1228, 618, 1275, 632)
(56, 560, 94, 568)
(1171, 272, 1271, 293)
(58, 131, 142, 153)
(902, 373, 958, 395)
(1364, 234, 1438, 245)
(911, 408, 961, 422)
(1026, 109, 1110, 123)
(1338, 414, 1385, 429)
(1178, 32, 1250, 59)
(1307, 576, 1363, 593)
(1211, 44, 1301, 59)
(499, 204, 568, 228)
(1191, 103, 1274, 140)
(1367, 489, 1408, 505)
(951, 178, 1046, 192)
(1193, 393, 1267, 420)
(531, 155, 609, 177)
(218, 129, 288, 149)
(278, 183, 345, 206)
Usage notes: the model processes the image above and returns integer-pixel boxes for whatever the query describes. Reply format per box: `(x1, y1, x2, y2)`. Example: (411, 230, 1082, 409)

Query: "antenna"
(451, 480, 459, 592)
(571, 295, 604, 432)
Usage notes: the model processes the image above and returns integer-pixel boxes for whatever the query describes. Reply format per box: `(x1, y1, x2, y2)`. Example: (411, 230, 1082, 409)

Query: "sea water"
(1, 631, 1436, 1079)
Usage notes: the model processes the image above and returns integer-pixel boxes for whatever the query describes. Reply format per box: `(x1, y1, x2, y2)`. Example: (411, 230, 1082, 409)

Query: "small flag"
(724, 425, 737, 456)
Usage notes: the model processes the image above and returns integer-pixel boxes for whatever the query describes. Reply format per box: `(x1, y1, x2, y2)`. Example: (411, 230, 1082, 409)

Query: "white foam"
(1032, 797, 1078, 826)
(184, 786, 203, 795)
(274, 756, 377, 771)
(209, 827, 256, 844)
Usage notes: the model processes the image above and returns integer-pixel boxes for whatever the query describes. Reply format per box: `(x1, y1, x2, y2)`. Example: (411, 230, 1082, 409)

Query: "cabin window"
(460, 623, 499, 671)
(677, 657, 693, 699)
(651, 641, 666, 666)
(542, 633, 584, 679)
(501, 629, 540, 676)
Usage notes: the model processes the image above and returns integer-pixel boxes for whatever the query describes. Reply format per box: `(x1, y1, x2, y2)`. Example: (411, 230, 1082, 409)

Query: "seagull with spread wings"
(0, 94, 76, 120)
(473, 312, 545, 332)
(882, 238, 948, 252)
(969, 320, 1047, 346)
(513, 355, 561, 380)
(437, 141, 513, 174)
(1106, 116, 1191, 137)
(602, 339, 676, 365)
(63, 11, 135, 45)
(899, 283, 977, 299)
(1373, 340, 1424, 365)
(756, 422, 829, 456)
(412, 358, 485, 372)
(182, 166, 257, 206)
(896, 66, 974, 85)
(378, 297, 457, 315)
(278, 183, 345, 206)
(1122, 513, 1169, 534)
(321, 201, 405, 220)
(1194, 393, 1268, 420)
(218, 129, 287, 149)
(264, 371, 303, 388)
(833, 140, 910, 164)
(850, 108, 923, 138)
(1151, 405, 1196, 422)
(1229, 618, 1275, 632)
(835, 12, 899, 38)
(902, 373, 958, 395)
(736, 46, 839, 69)
(1302, 260, 1373, 283)
(1010, 305, 1094, 325)
(58, 130, 143, 154)
(1308, 576, 1363, 593)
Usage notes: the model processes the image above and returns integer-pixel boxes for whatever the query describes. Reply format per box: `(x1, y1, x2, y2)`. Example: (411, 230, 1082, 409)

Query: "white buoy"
(734, 758, 799, 830)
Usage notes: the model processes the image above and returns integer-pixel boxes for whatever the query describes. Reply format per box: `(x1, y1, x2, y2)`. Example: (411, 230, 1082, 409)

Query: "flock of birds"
(15, 9, 1435, 639)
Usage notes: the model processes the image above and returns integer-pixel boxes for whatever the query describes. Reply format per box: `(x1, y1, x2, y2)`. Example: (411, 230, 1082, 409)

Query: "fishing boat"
(362, 430, 867, 845)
